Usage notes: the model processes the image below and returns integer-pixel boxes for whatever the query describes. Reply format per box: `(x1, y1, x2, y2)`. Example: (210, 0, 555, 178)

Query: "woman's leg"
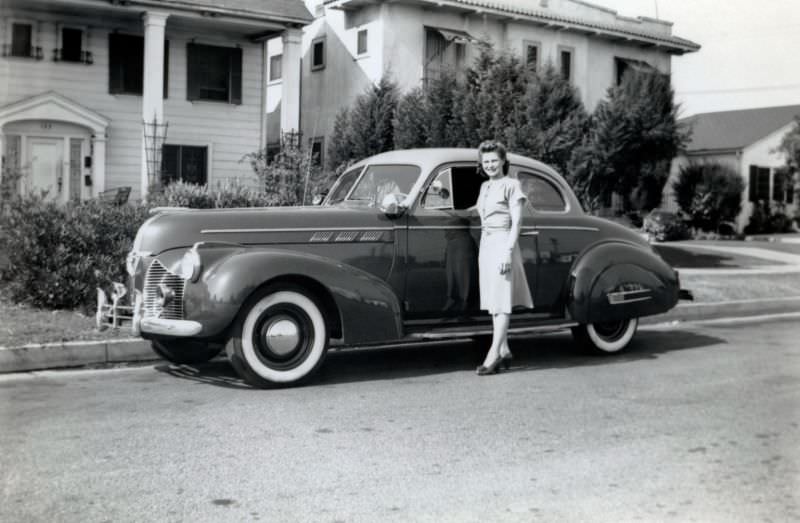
(482, 313, 510, 367)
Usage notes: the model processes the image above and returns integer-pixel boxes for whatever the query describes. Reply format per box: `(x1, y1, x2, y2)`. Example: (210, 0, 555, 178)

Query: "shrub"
(148, 179, 279, 209)
(0, 194, 150, 309)
(672, 162, 744, 231)
(744, 201, 794, 235)
(243, 144, 335, 206)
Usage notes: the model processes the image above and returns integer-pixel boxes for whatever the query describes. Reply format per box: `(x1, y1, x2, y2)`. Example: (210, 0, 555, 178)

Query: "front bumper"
(96, 283, 202, 337)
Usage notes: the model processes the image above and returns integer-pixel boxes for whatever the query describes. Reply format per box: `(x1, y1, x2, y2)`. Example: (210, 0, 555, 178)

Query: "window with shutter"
(749, 165, 771, 202)
(357, 29, 367, 55)
(187, 43, 242, 104)
(559, 47, 573, 82)
(61, 28, 82, 62)
(109, 34, 168, 96)
(311, 38, 325, 70)
(269, 54, 282, 81)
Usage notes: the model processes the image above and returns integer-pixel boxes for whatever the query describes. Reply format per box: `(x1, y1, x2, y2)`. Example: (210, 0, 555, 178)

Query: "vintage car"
(97, 148, 686, 388)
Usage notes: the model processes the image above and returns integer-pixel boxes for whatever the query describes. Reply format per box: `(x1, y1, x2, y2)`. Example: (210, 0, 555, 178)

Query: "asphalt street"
(1, 317, 799, 523)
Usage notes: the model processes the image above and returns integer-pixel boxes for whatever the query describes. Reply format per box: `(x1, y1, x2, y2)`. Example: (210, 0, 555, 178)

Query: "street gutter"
(2, 296, 800, 374)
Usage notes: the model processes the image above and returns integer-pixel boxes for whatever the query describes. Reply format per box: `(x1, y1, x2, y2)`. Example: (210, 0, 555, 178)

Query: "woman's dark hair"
(476, 140, 509, 176)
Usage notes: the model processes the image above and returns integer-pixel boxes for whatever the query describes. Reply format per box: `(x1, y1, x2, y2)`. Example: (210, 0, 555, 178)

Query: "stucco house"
(264, 0, 699, 165)
(663, 105, 800, 232)
(0, 0, 312, 202)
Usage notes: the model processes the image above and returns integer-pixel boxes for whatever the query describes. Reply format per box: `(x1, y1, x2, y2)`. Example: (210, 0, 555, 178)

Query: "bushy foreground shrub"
(672, 162, 744, 232)
(0, 195, 150, 309)
(0, 179, 281, 310)
(148, 179, 280, 209)
(745, 201, 795, 235)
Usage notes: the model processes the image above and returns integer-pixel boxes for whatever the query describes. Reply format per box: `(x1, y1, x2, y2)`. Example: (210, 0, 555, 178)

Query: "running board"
(409, 322, 579, 340)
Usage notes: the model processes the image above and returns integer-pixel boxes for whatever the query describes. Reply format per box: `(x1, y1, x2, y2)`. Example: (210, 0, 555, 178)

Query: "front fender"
(183, 247, 403, 344)
(568, 241, 679, 324)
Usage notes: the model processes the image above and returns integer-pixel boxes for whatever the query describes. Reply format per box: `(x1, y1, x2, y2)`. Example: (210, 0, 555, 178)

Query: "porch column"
(93, 135, 107, 196)
(140, 10, 169, 199)
(280, 28, 302, 135)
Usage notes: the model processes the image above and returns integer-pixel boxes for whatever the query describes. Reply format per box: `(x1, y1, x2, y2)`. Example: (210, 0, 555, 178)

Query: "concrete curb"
(0, 338, 158, 374)
(2, 297, 799, 374)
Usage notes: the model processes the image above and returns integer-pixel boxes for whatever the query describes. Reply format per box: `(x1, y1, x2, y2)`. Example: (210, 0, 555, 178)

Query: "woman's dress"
(477, 176, 534, 314)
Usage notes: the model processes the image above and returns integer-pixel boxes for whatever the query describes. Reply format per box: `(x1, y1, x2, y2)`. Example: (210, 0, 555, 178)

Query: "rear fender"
(183, 247, 403, 344)
(568, 241, 679, 324)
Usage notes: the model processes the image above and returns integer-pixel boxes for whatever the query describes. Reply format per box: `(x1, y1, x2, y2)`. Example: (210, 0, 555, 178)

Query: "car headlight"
(177, 248, 202, 282)
(126, 252, 142, 276)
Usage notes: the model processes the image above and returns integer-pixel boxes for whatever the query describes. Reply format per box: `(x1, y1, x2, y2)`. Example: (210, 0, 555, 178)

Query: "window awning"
(617, 57, 658, 74)
(431, 27, 478, 44)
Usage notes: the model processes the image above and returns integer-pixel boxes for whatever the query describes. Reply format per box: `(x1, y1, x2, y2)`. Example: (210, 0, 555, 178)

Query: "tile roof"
(146, 0, 313, 24)
(326, 0, 700, 53)
(681, 105, 800, 153)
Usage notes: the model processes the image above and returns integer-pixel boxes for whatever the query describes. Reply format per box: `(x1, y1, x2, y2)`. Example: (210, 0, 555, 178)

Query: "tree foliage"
(570, 71, 690, 211)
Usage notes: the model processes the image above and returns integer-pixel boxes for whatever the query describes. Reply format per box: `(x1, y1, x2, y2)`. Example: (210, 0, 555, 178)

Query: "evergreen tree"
(672, 162, 744, 231)
(424, 70, 460, 147)
(326, 108, 352, 171)
(516, 64, 588, 176)
(393, 87, 428, 149)
(569, 70, 689, 211)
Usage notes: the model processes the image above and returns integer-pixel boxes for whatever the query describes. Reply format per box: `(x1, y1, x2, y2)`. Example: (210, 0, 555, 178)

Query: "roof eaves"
(326, 0, 699, 53)
(133, 0, 314, 26)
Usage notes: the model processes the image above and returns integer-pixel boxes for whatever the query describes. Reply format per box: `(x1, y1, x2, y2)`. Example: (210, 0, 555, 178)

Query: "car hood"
(135, 205, 396, 254)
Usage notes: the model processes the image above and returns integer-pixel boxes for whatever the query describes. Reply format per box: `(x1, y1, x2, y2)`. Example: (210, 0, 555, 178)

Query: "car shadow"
(153, 329, 725, 389)
(654, 245, 769, 268)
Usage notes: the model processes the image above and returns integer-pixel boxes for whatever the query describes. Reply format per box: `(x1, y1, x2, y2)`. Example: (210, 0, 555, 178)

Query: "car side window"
(327, 166, 364, 204)
(518, 171, 566, 212)
(422, 169, 454, 209)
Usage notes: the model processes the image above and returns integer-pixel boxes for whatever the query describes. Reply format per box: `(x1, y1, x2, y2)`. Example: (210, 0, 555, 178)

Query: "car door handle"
(521, 231, 539, 236)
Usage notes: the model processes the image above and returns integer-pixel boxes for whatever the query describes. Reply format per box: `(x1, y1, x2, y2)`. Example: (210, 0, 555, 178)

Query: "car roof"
(351, 148, 562, 177)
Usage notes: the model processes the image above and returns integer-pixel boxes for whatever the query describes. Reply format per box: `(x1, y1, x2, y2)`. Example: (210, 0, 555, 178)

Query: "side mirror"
(379, 193, 406, 217)
(312, 189, 329, 205)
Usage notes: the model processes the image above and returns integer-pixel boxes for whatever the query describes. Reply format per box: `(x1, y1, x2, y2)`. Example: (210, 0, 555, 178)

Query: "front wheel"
(571, 318, 638, 355)
(151, 340, 223, 364)
(226, 287, 329, 388)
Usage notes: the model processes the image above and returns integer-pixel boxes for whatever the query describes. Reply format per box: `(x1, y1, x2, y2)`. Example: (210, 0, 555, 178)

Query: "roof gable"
(682, 105, 800, 153)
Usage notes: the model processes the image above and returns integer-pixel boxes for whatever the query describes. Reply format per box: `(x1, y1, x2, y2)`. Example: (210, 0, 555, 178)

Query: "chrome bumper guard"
(96, 282, 202, 337)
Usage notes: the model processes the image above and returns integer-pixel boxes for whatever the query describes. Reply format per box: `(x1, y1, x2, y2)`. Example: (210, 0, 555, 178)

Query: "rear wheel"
(571, 318, 638, 355)
(151, 340, 222, 364)
(226, 287, 329, 388)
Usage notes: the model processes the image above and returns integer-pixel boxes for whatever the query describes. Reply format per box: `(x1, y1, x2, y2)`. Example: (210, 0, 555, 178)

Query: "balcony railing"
(53, 49, 93, 64)
(1, 44, 43, 60)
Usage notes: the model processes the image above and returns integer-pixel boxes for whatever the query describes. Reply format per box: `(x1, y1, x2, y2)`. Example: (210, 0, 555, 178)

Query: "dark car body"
(98, 149, 683, 387)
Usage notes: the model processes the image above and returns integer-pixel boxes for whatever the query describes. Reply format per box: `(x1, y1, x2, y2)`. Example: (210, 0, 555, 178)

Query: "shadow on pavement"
(654, 245, 771, 268)
(154, 329, 725, 389)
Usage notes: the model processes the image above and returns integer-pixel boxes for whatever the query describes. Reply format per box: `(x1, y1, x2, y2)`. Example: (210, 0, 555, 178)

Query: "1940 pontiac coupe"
(98, 148, 686, 388)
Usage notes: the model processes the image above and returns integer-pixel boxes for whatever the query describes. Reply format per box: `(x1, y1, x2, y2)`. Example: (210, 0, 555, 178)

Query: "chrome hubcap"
(263, 316, 300, 356)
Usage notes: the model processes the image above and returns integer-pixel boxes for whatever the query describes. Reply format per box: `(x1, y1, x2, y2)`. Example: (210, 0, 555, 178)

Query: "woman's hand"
(499, 252, 512, 275)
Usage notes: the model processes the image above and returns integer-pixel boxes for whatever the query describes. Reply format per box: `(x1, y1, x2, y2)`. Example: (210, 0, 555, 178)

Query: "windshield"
(326, 167, 364, 204)
(328, 164, 421, 207)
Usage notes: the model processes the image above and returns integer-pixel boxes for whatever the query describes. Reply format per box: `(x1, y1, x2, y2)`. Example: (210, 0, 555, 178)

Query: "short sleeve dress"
(477, 176, 534, 314)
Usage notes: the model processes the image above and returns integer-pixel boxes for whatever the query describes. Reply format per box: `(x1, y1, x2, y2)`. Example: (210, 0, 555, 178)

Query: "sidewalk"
(2, 239, 799, 374)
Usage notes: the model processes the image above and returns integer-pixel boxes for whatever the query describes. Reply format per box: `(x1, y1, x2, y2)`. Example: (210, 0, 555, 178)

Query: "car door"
(404, 164, 483, 321)
(516, 169, 588, 311)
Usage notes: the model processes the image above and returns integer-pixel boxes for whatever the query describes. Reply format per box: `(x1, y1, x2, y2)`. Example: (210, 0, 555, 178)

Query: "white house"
(664, 105, 800, 232)
(0, 0, 313, 202)
(263, 0, 699, 165)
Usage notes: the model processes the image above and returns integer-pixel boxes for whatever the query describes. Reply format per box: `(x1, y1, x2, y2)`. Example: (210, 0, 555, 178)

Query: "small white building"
(0, 0, 313, 202)
(263, 0, 699, 164)
(664, 105, 800, 232)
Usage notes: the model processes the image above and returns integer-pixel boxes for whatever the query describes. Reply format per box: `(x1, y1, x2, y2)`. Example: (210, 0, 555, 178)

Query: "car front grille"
(143, 259, 185, 320)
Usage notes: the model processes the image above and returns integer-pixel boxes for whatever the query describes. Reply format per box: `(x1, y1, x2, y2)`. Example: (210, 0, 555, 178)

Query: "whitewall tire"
(571, 318, 638, 355)
(227, 288, 329, 388)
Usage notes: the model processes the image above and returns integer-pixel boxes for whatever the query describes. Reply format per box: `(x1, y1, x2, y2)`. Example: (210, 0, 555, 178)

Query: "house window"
(748, 165, 771, 202)
(311, 38, 325, 70)
(615, 57, 657, 85)
(423, 27, 469, 85)
(773, 169, 795, 204)
(109, 33, 168, 97)
(187, 43, 243, 104)
(559, 47, 573, 82)
(269, 54, 282, 81)
(61, 28, 83, 62)
(357, 29, 368, 55)
(5, 22, 42, 59)
(162, 145, 208, 185)
(309, 137, 324, 166)
(524, 42, 539, 71)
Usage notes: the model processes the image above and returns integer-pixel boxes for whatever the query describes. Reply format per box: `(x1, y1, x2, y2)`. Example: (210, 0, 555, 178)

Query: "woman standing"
(475, 141, 534, 375)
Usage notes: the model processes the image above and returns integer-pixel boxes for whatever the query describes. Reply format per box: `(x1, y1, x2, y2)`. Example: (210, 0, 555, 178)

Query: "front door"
(28, 138, 63, 199)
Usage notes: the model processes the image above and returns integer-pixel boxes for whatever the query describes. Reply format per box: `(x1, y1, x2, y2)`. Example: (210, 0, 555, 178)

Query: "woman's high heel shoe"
(500, 352, 513, 370)
(476, 355, 504, 376)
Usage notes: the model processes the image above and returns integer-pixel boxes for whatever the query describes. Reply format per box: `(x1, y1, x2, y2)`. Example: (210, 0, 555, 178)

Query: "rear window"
(518, 171, 567, 212)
